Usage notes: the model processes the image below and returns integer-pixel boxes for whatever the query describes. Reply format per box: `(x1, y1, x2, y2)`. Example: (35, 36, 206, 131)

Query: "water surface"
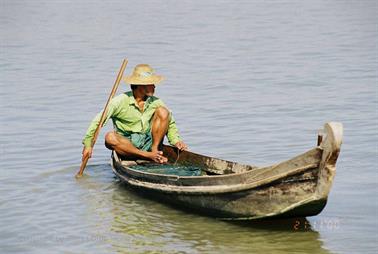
(1, 0, 377, 253)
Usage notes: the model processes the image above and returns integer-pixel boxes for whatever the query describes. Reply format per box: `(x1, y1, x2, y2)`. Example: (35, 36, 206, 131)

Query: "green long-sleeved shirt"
(82, 91, 182, 148)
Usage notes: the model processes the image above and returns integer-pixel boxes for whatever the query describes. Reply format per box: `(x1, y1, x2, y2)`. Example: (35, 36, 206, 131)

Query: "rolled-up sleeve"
(82, 96, 122, 148)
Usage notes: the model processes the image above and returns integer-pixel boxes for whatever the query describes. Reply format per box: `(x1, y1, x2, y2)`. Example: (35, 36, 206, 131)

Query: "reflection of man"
(82, 64, 187, 164)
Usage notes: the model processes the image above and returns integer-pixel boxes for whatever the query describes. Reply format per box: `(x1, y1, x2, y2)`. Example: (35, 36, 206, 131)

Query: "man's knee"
(155, 107, 170, 121)
(105, 132, 118, 149)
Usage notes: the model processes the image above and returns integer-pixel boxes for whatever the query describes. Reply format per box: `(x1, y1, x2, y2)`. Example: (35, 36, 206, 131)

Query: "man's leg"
(151, 107, 170, 152)
(105, 132, 166, 163)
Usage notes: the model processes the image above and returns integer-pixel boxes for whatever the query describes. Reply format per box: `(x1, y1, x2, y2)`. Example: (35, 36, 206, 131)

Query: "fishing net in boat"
(129, 163, 203, 176)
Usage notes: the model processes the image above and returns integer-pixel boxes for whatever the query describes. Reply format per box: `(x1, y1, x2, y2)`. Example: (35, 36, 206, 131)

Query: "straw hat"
(123, 64, 164, 85)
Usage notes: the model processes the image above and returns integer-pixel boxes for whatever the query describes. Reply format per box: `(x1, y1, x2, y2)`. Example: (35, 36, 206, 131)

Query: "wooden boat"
(111, 122, 343, 220)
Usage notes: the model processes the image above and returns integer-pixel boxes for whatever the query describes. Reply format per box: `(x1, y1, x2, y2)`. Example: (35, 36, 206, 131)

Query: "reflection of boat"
(108, 191, 333, 254)
(111, 122, 343, 220)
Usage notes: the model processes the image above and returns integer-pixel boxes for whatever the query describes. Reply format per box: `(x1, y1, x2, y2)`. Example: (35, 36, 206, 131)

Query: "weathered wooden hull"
(111, 122, 342, 220)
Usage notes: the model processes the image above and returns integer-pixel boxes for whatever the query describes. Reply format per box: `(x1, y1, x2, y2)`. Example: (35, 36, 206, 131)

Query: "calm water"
(1, 0, 377, 253)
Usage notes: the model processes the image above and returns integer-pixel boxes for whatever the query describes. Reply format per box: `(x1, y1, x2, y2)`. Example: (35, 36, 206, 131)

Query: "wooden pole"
(76, 59, 128, 178)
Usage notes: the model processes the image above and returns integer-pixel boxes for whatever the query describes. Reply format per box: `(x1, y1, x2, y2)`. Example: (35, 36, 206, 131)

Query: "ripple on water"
(1, 0, 377, 253)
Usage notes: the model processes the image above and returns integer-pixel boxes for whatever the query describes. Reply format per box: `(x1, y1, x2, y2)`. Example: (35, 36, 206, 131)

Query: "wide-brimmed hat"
(123, 64, 164, 85)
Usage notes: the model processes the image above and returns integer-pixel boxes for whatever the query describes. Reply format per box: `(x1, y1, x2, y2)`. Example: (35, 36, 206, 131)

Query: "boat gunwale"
(112, 146, 323, 182)
(112, 154, 320, 194)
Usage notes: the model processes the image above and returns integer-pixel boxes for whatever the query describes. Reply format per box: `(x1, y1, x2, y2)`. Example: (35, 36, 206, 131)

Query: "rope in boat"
(173, 147, 180, 165)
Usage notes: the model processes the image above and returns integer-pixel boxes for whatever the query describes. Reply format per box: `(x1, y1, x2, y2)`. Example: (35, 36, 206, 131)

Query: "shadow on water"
(110, 187, 333, 253)
(32, 164, 334, 253)
(229, 217, 315, 232)
(103, 179, 333, 253)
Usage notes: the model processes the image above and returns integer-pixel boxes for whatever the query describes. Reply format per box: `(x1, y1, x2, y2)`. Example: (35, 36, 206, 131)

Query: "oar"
(76, 59, 128, 178)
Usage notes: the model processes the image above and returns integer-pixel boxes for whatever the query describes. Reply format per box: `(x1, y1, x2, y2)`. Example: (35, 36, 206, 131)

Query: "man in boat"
(81, 64, 187, 164)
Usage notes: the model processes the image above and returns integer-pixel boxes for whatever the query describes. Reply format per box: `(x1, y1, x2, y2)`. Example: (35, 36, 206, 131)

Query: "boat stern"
(315, 122, 343, 199)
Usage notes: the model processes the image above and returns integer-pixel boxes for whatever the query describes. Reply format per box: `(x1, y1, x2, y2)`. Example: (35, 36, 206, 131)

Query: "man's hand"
(82, 146, 93, 161)
(175, 141, 188, 151)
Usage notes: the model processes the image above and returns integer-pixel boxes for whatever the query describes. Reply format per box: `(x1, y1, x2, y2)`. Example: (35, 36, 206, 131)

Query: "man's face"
(143, 84, 155, 96)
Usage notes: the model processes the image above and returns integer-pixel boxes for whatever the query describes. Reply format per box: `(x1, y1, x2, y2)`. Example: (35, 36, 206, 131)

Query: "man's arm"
(166, 113, 188, 150)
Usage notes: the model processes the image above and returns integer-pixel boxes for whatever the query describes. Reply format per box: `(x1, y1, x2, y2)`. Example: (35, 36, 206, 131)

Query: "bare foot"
(146, 150, 168, 164)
